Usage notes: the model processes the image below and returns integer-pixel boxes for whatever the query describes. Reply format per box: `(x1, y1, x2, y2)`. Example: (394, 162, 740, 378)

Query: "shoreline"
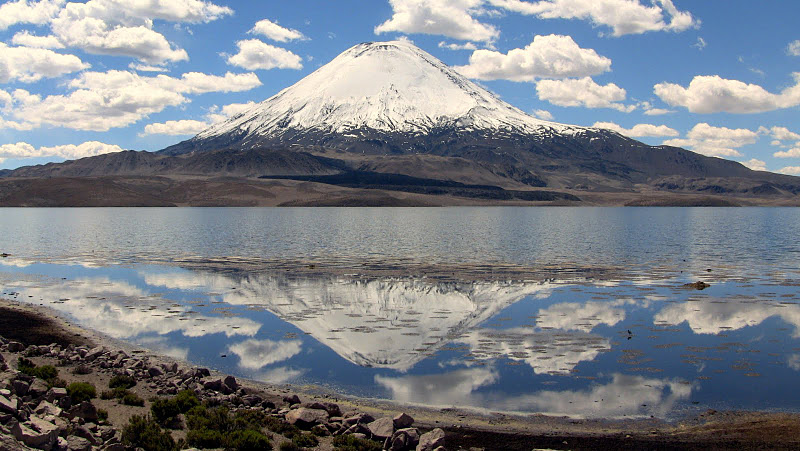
(1, 298, 800, 450)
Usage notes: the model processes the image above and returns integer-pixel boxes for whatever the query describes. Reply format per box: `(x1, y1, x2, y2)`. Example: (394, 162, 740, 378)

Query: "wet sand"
(1, 297, 800, 450)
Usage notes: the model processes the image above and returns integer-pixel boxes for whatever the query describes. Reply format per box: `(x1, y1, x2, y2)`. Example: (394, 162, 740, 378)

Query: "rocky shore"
(2, 298, 800, 450)
(0, 334, 448, 451)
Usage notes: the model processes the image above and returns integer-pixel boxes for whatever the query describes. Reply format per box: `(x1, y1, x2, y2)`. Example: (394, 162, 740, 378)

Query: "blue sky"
(0, 0, 798, 175)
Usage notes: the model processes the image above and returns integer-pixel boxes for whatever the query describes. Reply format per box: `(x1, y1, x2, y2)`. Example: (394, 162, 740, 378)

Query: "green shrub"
(332, 434, 383, 451)
(186, 427, 225, 449)
(151, 390, 200, 426)
(279, 441, 301, 451)
(226, 429, 273, 451)
(292, 433, 319, 448)
(121, 415, 176, 451)
(66, 382, 96, 403)
(233, 409, 269, 431)
(264, 416, 301, 437)
(122, 392, 145, 407)
(109, 374, 137, 389)
(101, 387, 129, 400)
(17, 357, 59, 382)
(97, 409, 109, 425)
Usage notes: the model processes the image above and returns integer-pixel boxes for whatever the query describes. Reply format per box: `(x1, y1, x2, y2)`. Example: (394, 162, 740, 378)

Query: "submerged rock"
(683, 281, 711, 290)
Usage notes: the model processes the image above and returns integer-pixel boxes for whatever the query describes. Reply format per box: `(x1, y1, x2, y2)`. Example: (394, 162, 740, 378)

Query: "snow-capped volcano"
(164, 40, 588, 154)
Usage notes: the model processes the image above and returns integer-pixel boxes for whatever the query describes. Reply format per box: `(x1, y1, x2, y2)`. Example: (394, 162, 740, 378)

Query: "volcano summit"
(2, 41, 799, 206)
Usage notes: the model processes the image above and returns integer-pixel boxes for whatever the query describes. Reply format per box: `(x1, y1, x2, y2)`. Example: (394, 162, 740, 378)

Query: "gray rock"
(66, 435, 92, 451)
(416, 428, 445, 451)
(34, 400, 62, 417)
(282, 394, 301, 405)
(102, 443, 125, 451)
(0, 394, 18, 414)
(311, 424, 331, 436)
(195, 368, 211, 378)
(367, 417, 394, 440)
(7, 342, 25, 352)
(390, 428, 420, 451)
(148, 366, 164, 378)
(45, 388, 67, 402)
(28, 378, 49, 398)
(162, 362, 178, 374)
(84, 347, 105, 362)
(285, 407, 329, 429)
(223, 375, 238, 391)
(66, 402, 98, 422)
(393, 412, 414, 429)
(11, 380, 29, 396)
(12, 417, 59, 449)
(344, 413, 374, 425)
(73, 425, 100, 445)
(0, 433, 30, 451)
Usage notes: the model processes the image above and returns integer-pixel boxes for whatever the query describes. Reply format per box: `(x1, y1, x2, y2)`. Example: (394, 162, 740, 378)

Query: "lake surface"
(1, 207, 799, 419)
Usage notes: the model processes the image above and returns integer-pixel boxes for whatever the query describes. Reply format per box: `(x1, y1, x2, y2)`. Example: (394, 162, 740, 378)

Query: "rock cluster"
(0, 335, 447, 450)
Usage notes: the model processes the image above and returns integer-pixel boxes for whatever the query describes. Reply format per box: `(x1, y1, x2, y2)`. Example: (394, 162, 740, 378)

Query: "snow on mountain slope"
(195, 40, 587, 144)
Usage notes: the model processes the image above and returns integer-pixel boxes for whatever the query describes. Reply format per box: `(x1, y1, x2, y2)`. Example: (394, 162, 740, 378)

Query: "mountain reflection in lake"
(2, 258, 800, 419)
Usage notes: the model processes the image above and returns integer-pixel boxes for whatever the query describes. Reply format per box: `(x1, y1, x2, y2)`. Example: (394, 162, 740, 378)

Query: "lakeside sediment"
(1, 298, 800, 450)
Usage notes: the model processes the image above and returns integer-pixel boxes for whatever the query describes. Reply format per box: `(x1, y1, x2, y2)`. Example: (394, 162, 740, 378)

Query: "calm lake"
(1, 207, 799, 419)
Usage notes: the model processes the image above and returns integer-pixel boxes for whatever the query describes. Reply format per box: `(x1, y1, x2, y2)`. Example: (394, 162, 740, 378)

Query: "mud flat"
(0, 298, 799, 450)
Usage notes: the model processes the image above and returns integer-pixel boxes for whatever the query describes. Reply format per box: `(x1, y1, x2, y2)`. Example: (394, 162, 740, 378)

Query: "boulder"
(195, 368, 211, 378)
(416, 428, 445, 451)
(301, 401, 341, 417)
(203, 378, 231, 394)
(66, 435, 92, 451)
(285, 408, 329, 429)
(390, 428, 420, 451)
(367, 417, 395, 440)
(45, 387, 67, 403)
(12, 417, 59, 449)
(66, 402, 98, 422)
(393, 413, 414, 429)
(223, 375, 238, 391)
(84, 347, 105, 362)
(0, 433, 30, 451)
(34, 401, 62, 417)
(283, 394, 301, 405)
(148, 366, 164, 378)
(11, 380, 29, 397)
(28, 378, 49, 398)
(344, 413, 374, 425)
(7, 342, 25, 352)
(0, 394, 18, 414)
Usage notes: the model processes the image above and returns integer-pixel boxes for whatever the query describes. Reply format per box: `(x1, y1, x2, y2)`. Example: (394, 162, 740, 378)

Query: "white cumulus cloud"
(654, 73, 800, 114)
(142, 120, 208, 136)
(11, 31, 64, 48)
(0, 43, 88, 83)
(741, 159, 767, 171)
(250, 18, 307, 42)
(0, 70, 261, 131)
(488, 0, 698, 36)
(143, 101, 257, 136)
(454, 34, 611, 81)
(228, 338, 302, 370)
(375, 0, 499, 43)
(662, 123, 758, 158)
(226, 39, 303, 71)
(438, 41, 478, 51)
(0, 141, 123, 161)
(532, 109, 553, 120)
(774, 147, 800, 159)
(788, 40, 800, 57)
(778, 166, 800, 175)
(592, 121, 679, 138)
(0, 0, 65, 30)
(536, 77, 634, 112)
